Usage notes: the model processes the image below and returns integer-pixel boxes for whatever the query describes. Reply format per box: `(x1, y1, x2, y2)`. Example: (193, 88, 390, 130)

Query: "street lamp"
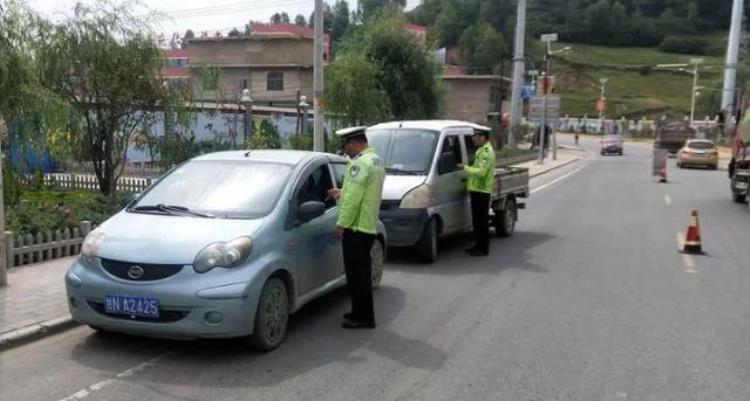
(298, 95, 310, 136)
(540, 33, 571, 161)
(240, 88, 253, 147)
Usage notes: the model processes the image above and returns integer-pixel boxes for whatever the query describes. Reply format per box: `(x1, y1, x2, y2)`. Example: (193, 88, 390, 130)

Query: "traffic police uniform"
(464, 134, 496, 255)
(336, 127, 386, 326)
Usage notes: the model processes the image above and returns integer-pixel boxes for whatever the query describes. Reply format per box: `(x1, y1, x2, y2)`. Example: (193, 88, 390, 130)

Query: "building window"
(241, 78, 248, 90)
(267, 71, 284, 91)
(489, 85, 502, 110)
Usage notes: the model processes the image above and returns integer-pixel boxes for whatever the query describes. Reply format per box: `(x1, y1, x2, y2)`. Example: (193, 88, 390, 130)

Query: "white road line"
(57, 351, 175, 401)
(675, 232, 699, 274)
(530, 167, 583, 194)
(664, 194, 672, 206)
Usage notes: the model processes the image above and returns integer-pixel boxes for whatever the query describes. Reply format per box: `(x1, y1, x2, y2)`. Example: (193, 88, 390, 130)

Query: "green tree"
(247, 120, 282, 149)
(325, 52, 390, 125)
(42, 3, 175, 196)
(295, 14, 307, 26)
(333, 12, 442, 120)
(359, 0, 406, 21)
(331, 0, 351, 44)
(227, 27, 241, 37)
(182, 29, 195, 48)
(270, 12, 282, 24)
(459, 23, 507, 72)
(280, 12, 290, 23)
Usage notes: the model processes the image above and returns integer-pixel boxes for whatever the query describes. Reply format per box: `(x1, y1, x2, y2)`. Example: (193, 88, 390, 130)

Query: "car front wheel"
(248, 277, 289, 351)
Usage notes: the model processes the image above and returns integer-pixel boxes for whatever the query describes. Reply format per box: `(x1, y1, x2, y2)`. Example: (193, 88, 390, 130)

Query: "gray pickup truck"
(367, 120, 530, 263)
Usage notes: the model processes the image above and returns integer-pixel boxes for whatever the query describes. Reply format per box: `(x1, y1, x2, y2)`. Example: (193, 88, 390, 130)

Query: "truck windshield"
(367, 129, 438, 175)
(131, 160, 292, 219)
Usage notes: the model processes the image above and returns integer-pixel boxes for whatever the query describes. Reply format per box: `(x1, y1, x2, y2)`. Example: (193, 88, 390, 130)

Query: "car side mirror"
(437, 152, 456, 175)
(298, 201, 326, 223)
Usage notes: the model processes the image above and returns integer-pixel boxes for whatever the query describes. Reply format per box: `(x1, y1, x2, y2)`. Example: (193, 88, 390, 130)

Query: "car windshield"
(367, 128, 438, 175)
(688, 141, 715, 150)
(131, 160, 292, 219)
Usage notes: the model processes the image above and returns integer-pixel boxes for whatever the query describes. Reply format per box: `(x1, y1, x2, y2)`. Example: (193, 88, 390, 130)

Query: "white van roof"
(368, 120, 491, 132)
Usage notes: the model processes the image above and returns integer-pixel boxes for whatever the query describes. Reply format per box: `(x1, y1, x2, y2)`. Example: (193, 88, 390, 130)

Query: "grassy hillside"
(543, 40, 727, 118)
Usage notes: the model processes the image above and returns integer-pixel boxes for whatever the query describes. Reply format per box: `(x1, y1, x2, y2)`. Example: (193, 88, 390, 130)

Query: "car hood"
(382, 175, 427, 201)
(94, 211, 265, 264)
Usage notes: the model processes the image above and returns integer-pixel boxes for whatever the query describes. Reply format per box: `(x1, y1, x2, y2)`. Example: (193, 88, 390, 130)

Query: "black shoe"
(342, 320, 376, 329)
(468, 250, 488, 257)
(342, 312, 353, 320)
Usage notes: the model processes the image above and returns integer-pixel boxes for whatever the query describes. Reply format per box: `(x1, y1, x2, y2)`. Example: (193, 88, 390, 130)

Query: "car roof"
(686, 139, 714, 143)
(368, 120, 491, 132)
(191, 150, 347, 165)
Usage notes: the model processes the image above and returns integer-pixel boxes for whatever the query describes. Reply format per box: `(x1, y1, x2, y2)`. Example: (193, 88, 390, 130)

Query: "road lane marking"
(664, 194, 672, 206)
(57, 350, 175, 401)
(530, 167, 583, 194)
(676, 232, 699, 274)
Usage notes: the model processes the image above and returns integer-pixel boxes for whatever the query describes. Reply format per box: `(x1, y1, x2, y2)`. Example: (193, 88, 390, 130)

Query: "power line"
(155, 0, 309, 21)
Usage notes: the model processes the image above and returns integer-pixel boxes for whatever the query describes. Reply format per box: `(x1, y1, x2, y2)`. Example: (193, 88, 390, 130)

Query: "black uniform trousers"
(470, 191, 491, 253)
(342, 229, 376, 323)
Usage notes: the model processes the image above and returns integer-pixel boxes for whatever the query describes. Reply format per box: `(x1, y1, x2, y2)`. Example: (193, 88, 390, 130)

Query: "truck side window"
(464, 135, 477, 164)
(439, 136, 460, 173)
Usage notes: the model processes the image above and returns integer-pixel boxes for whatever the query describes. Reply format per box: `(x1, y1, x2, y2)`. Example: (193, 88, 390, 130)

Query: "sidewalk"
(0, 149, 586, 350)
(513, 147, 585, 178)
(0, 257, 78, 349)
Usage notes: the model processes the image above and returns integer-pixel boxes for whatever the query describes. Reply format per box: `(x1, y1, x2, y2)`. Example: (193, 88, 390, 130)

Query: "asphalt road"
(3, 137, 750, 401)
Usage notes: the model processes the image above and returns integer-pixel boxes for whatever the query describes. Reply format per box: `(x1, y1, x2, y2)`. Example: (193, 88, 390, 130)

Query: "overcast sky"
(27, 0, 421, 36)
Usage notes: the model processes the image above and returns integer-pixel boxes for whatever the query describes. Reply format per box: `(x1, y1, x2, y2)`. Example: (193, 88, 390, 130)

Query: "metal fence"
(59, 161, 163, 178)
(44, 173, 153, 193)
(4, 221, 95, 268)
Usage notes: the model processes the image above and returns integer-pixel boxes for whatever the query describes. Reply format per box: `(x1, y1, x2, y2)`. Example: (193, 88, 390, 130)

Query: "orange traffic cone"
(659, 166, 668, 183)
(683, 210, 703, 254)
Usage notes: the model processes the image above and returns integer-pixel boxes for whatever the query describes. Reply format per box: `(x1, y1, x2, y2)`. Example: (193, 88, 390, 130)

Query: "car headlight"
(80, 231, 105, 267)
(194, 237, 253, 273)
(399, 184, 431, 209)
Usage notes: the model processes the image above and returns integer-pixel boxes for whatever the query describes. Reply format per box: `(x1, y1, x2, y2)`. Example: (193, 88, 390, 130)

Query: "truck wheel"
(733, 191, 747, 203)
(495, 198, 516, 237)
(416, 218, 438, 263)
(371, 239, 384, 289)
(248, 278, 289, 351)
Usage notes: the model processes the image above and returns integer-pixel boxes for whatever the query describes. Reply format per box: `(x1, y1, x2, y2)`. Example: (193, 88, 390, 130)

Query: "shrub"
(659, 35, 711, 55)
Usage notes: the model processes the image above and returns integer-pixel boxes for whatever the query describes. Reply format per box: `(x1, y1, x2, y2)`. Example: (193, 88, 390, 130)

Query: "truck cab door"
(433, 133, 465, 234)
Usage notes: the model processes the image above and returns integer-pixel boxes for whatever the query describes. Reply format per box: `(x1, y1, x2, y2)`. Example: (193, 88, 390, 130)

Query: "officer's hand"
(327, 188, 341, 200)
(334, 226, 344, 239)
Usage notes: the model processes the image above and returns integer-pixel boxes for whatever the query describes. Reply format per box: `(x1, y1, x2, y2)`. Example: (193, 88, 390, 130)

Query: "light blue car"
(65, 150, 387, 350)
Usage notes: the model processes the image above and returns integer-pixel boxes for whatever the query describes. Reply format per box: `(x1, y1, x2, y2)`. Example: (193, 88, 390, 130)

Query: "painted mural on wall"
(126, 109, 316, 162)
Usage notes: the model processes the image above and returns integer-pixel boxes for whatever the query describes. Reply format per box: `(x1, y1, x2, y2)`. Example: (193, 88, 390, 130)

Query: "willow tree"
(0, 0, 69, 285)
(43, 2, 173, 196)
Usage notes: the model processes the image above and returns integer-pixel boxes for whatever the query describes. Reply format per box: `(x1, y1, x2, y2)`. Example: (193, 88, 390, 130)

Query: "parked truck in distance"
(655, 122, 696, 156)
(368, 120, 529, 263)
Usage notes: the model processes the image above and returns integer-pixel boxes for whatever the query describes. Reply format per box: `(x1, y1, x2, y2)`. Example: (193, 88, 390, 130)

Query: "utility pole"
(689, 58, 704, 126)
(598, 78, 608, 122)
(313, 0, 325, 152)
(508, 0, 527, 148)
(722, 0, 744, 131)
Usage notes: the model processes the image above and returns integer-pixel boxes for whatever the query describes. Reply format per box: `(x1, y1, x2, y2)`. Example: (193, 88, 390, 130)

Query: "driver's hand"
(327, 188, 341, 200)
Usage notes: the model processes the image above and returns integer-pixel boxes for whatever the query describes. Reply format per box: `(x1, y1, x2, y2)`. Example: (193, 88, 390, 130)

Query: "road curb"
(529, 157, 582, 178)
(0, 316, 79, 351)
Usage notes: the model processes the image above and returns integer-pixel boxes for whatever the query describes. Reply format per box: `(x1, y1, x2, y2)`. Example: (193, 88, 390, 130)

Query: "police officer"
(327, 126, 385, 329)
(458, 128, 496, 256)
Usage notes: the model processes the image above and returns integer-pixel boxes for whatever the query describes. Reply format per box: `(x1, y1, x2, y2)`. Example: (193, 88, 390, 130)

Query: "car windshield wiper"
(386, 166, 422, 175)
(132, 204, 214, 218)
